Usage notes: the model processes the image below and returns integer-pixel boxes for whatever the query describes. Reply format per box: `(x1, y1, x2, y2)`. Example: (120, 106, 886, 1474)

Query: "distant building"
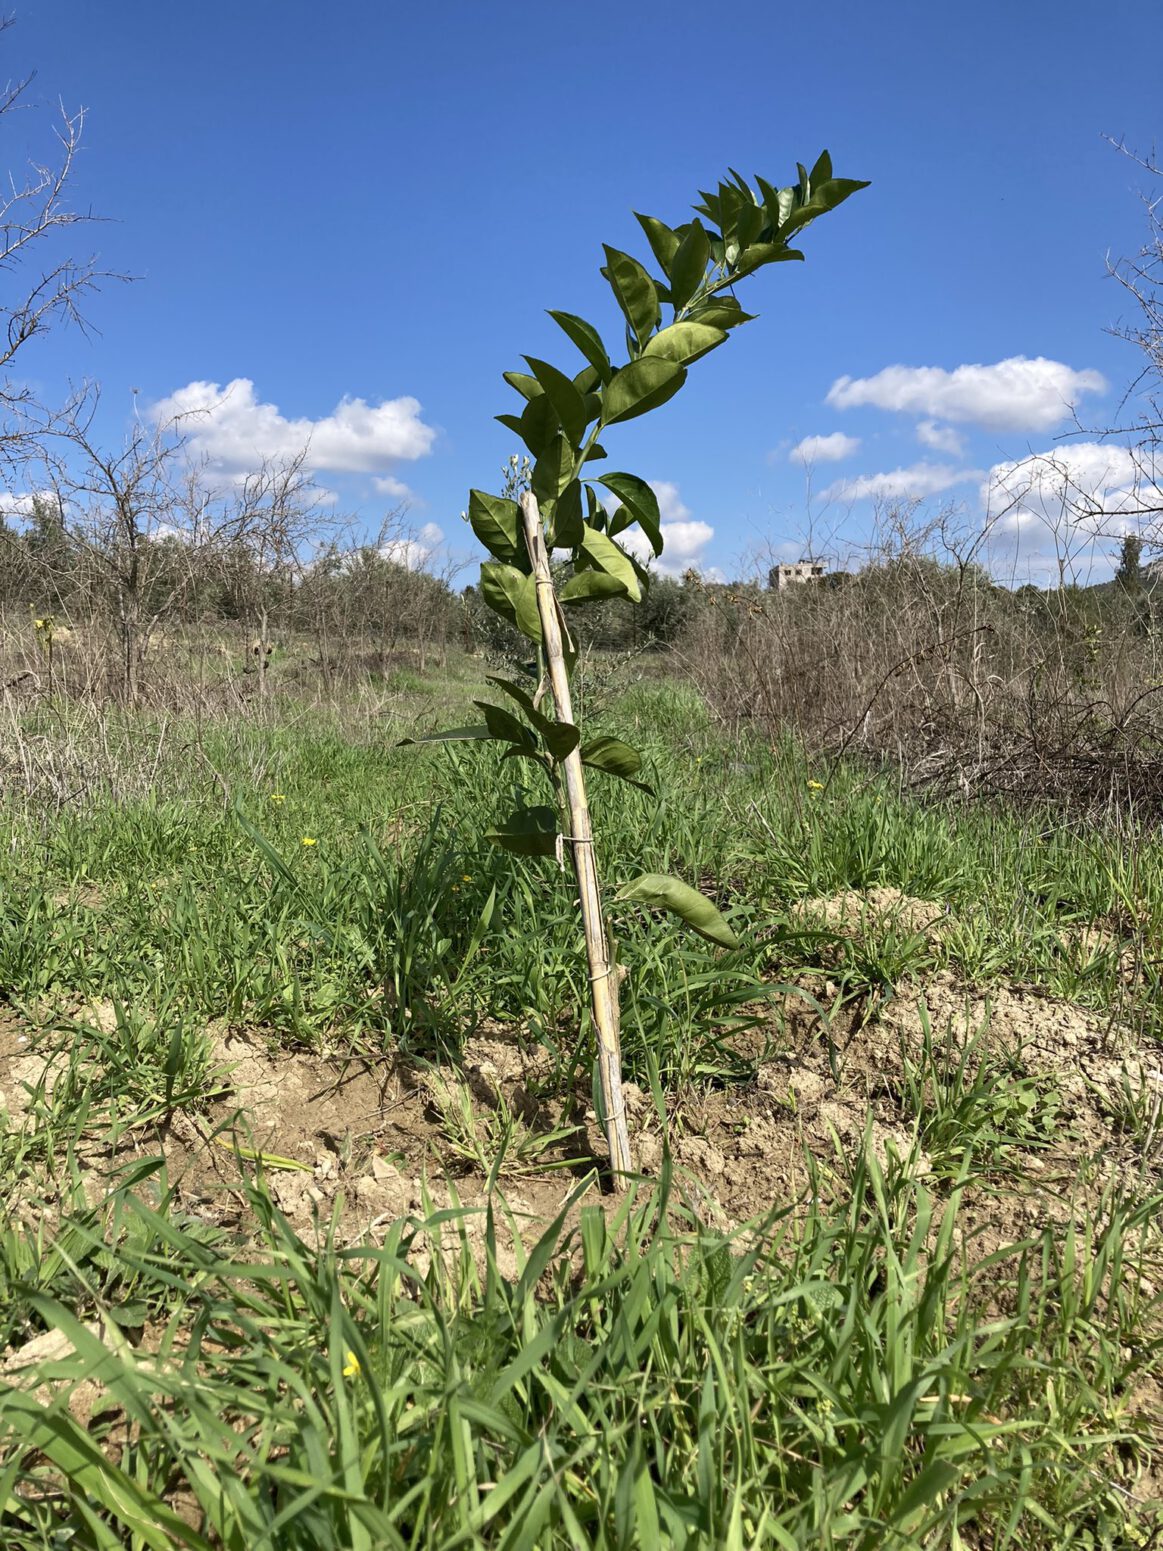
(769, 560, 826, 591)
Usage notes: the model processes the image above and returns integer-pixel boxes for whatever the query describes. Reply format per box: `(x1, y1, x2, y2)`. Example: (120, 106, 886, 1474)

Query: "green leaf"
(581, 736, 654, 794)
(552, 479, 584, 549)
(579, 525, 642, 603)
(734, 197, 764, 251)
(809, 149, 833, 185)
(480, 562, 542, 642)
(687, 297, 756, 330)
(634, 212, 681, 276)
(486, 807, 559, 857)
(502, 370, 543, 403)
(601, 245, 660, 352)
(485, 677, 580, 761)
(473, 700, 537, 749)
(615, 872, 740, 948)
(468, 490, 524, 566)
(732, 242, 803, 278)
(531, 432, 577, 503)
(795, 174, 870, 223)
(600, 358, 686, 426)
(398, 725, 494, 746)
(524, 356, 590, 445)
(559, 570, 629, 605)
(668, 221, 710, 311)
(595, 473, 662, 557)
(643, 321, 728, 367)
(548, 309, 613, 383)
(496, 393, 559, 459)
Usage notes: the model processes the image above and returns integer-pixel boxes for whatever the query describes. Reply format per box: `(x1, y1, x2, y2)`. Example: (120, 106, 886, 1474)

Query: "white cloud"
(373, 474, 414, 502)
(822, 461, 981, 503)
(985, 443, 1162, 532)
(0, 491, 49, 522)
(916, 420, 966, 457)
(150, 378, 436, 478)
(826, 356, 1106, 432)
(380, 520, 444, 571)
(611, 480, 716, 576)
(789, 431, 861, 466)
(980, 443, 1163, 587)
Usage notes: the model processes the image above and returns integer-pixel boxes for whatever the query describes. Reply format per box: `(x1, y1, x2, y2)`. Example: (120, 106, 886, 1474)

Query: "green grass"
(1, 663, 1162, 1545)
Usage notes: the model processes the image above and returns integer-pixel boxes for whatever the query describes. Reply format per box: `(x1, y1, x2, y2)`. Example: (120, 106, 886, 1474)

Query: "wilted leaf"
(615, 872, 740, 948)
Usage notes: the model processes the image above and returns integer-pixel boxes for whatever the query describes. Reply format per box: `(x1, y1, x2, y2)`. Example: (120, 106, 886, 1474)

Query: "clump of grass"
(421, 1069, 581, 1178)
(0, 1148, 1158, 1547)
(899, 1003, 1066, 1179)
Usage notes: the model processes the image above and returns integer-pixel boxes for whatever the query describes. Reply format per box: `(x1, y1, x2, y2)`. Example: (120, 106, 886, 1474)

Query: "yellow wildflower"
(807, 780, 825, 792)
(461, 874, 473, 883)
(301, 836, 317, 847)
(342, 1349, 360, 1378)
(269, 793, 286, 804)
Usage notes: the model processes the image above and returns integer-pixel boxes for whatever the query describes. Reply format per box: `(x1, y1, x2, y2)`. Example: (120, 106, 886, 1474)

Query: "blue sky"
(9, 0, 1162, 584)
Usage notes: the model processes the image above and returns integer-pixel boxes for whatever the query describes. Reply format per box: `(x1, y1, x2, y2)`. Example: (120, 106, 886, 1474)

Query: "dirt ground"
(3, 916, 1160, 1286)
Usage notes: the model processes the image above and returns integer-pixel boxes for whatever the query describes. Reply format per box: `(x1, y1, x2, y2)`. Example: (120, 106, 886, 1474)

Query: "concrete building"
(769, 561, 826, 591)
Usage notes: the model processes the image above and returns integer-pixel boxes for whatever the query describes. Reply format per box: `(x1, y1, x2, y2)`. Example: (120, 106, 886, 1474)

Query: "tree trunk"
(519, 492, 633, 1186)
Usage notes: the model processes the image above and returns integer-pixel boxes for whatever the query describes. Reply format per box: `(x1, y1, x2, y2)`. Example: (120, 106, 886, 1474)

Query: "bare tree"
(0, 20, 121, 462)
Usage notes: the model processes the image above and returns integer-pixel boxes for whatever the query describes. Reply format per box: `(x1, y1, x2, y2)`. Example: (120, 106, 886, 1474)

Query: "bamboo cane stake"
(519, 490, 633, 1185)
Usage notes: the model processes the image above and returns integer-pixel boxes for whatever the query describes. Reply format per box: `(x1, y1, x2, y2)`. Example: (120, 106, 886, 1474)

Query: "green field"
(1, 661, 1161, 1547)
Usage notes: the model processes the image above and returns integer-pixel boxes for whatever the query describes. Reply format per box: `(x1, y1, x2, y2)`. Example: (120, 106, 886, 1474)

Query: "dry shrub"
(681, 512, 1163, 814)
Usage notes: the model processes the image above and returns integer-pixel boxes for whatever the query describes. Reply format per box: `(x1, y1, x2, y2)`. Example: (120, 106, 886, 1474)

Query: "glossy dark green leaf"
(398, 725, 493, 746)
(573, 364, 602, 395)
(473, 700, 536, 749)
(494, 393, 559, 460)
(615, 872, 740, 949)
(581, 736, 654, 794)
(780, 176, 870, 237)
(809, 149, 833, 185)
(502, 371, 543, 403)
(595, 473, 662, 556)
(524, 357, 590, 446)
(643, 321, 728, 367)
(486, 674, 538, 716)
(685, 297, 757, 331)
(552, 479, 584, 549)
(579, 525, 642, 603)
(734, 198, 764, 251)
(634, 212, 680, 276)
(486, 806, 559, 858)
(547, 309, 613, 383)
(732, 242, 804, 277)
(668, 222, 710, 311)
(601, 245, 660, 352)
(468, 490, 524, 567)
(480, 562, 542, 642)
(600, 358, 686, 425)
(531, 432, 577, 504)
(584, 483, 606, 532)
(485, 677, 580, 761)
(559, 570, 629, 604)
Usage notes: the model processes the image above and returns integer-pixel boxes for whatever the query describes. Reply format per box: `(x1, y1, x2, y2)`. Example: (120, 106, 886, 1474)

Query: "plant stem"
(519, 490, 633, 1187)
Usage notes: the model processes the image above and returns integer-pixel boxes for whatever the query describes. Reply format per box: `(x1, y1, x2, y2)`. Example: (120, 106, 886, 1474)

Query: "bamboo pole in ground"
(519, 490, 633, 1186)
